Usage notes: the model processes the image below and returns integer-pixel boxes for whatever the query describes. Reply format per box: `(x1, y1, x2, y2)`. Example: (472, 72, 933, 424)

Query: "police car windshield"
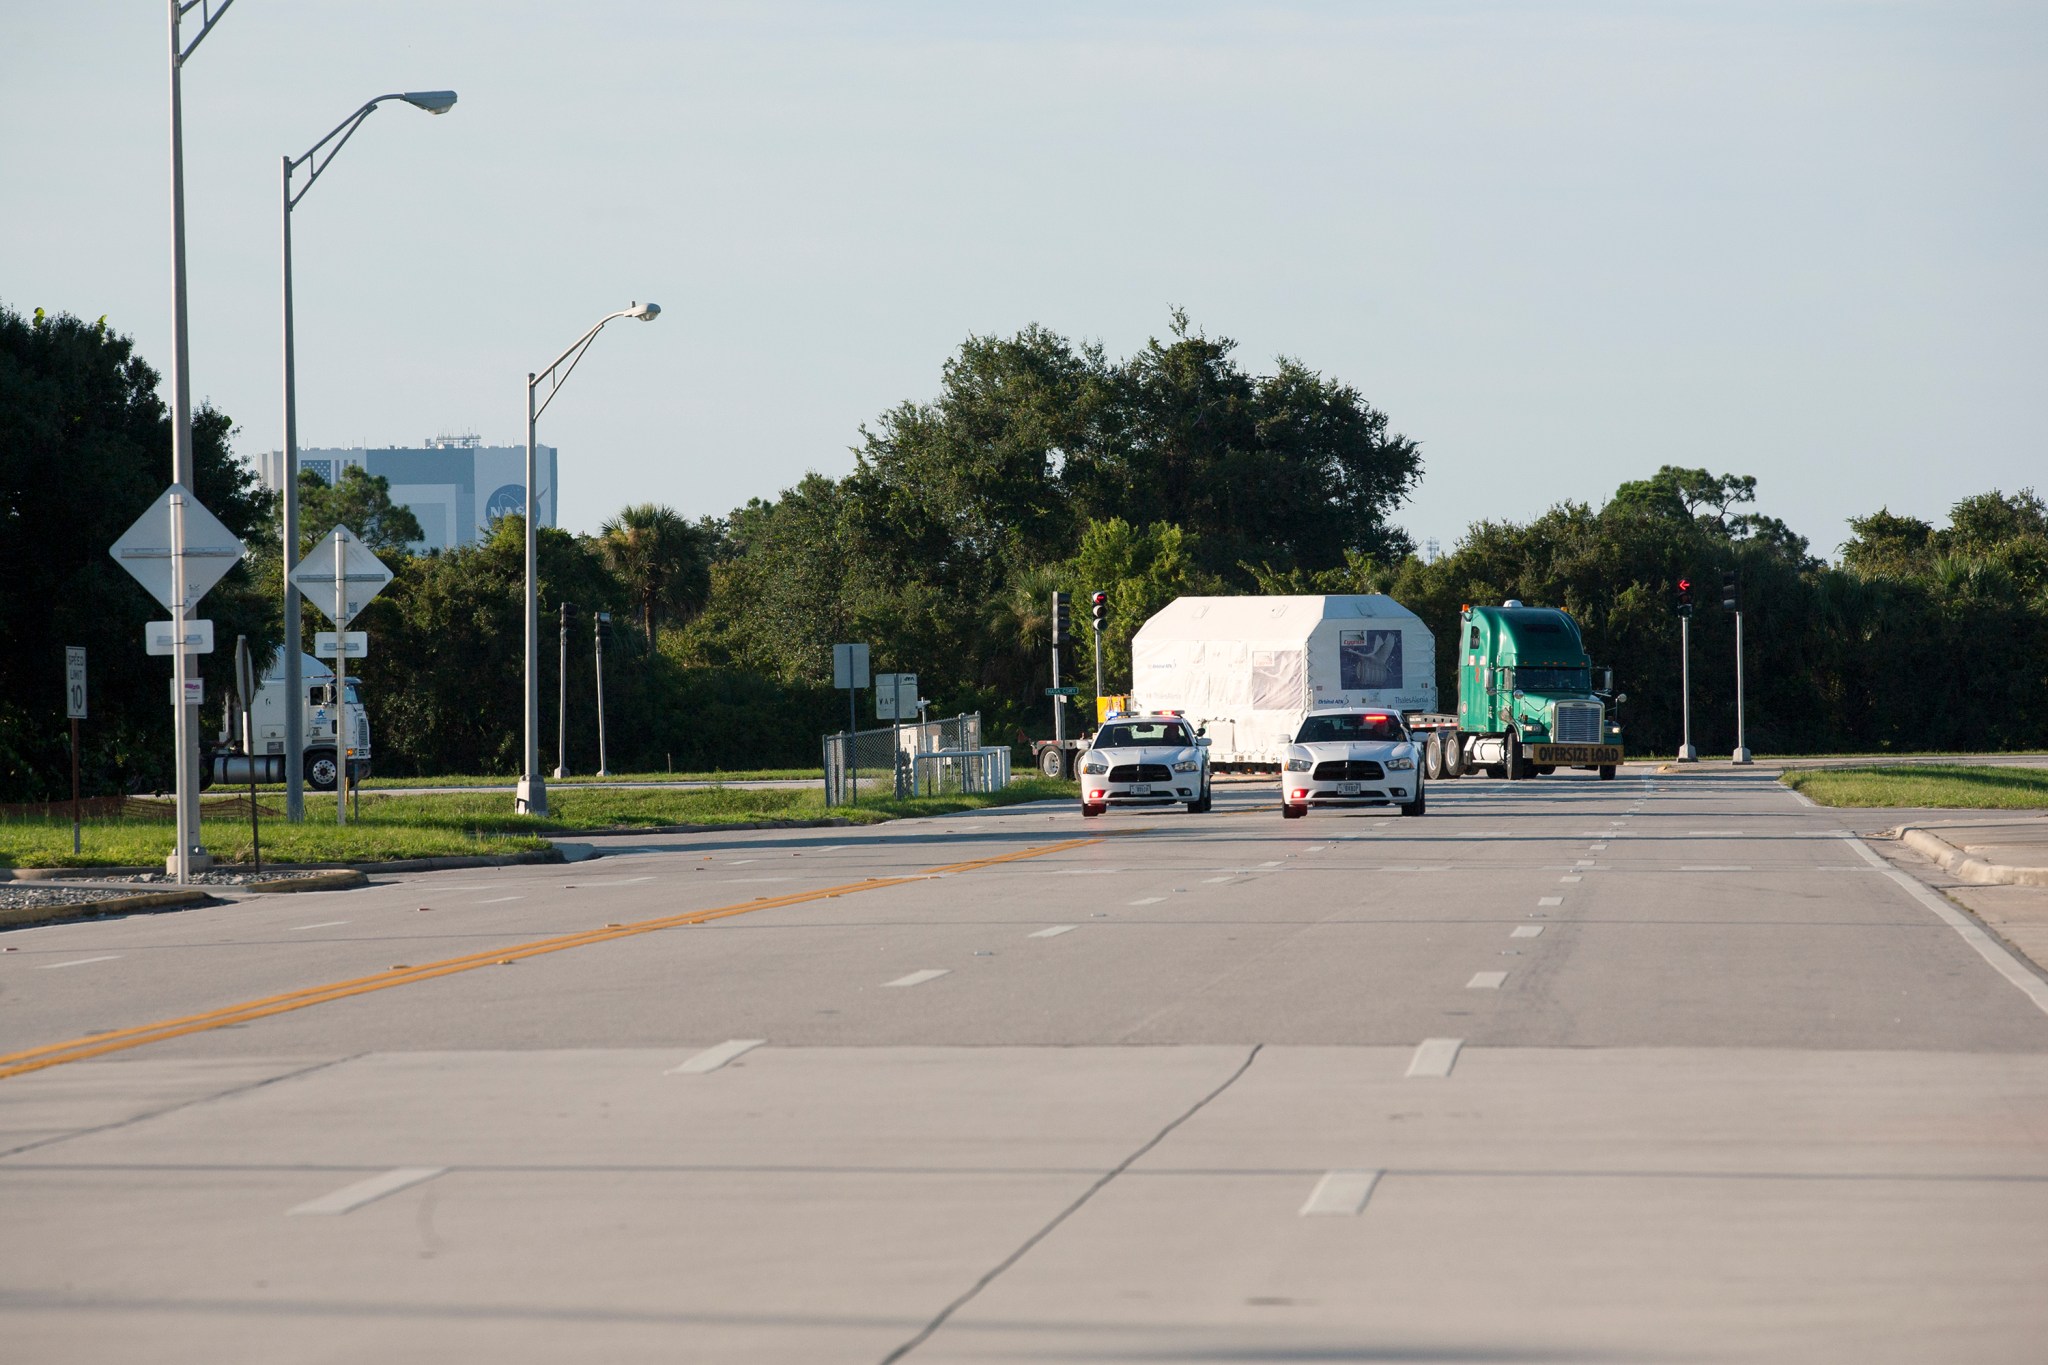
(1295, 713, 1406, 744)
(1094, 721, 1192, 749)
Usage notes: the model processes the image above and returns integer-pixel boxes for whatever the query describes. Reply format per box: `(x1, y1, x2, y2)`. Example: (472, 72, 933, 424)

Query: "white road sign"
(292, 526, 394, 626)
(145, 619, 215, 655)
(170, 677, 204, 706)
(66, 647, 87, 720)
(875, 672, 919, 720)
(315, 631, 369, 659)
(109, 484, 246, 612)
(832, 643, 871, 690)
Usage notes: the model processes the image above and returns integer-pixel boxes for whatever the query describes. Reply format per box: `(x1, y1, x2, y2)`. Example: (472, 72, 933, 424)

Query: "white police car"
(1280, 708, 1424, 819)
(1079, 713, 1212, 817)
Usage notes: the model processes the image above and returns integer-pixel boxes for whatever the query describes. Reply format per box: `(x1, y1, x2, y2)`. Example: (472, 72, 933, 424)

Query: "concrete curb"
(0, 888, 212, 929)
(543, 817, 856, 838)
(1893, 826, 2048, 889)
(244, 870, 368, 893)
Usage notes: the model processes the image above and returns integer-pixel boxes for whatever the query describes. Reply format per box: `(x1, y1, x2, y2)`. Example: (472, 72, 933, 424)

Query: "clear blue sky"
(7, 2, 2043, 560)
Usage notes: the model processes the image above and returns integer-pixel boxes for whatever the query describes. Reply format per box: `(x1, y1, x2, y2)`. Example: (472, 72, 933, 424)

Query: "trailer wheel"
(1038, 746, 1067, 779)
(1506, 733, 1523, 781)
(1423, 733, 1444, 780)
(1599, 764, 1617, 780)
(1443, 728, 1465, 778)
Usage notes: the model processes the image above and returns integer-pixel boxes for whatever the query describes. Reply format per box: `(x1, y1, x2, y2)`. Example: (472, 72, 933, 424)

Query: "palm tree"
(597, 504, 712, 650)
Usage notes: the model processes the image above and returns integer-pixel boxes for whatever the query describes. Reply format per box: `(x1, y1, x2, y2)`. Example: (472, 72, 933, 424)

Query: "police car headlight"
(1285, 757, 1313, 772)
(1080, 760, 1108, 775)
(1172, 759, 1200, 772)
(1386, 757, 1415, 770)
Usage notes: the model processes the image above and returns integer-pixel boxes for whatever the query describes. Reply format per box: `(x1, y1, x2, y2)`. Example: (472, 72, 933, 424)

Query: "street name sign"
(109, 484, 246, 611)
(1044, 686, 1078, 697)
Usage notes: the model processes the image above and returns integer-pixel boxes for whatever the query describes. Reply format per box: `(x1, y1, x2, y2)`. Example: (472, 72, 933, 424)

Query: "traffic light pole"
(1051, 641, 1064, 744)
(1732, 610, 1751, 764)
(1677, 612, 1698, 762)
(1092, 625, 1103, 705)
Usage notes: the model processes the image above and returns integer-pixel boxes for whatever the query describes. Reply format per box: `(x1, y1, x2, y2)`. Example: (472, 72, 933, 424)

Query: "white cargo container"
(1128, 595, 1437, 767)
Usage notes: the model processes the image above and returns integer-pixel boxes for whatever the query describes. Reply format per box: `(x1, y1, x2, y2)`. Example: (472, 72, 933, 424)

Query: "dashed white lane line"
(1467, 971, 1508, 989)
(1681, 865, 1752, 872)
(1589, 844, 1607, 851)
(1256, 861, 1285, 869)
(601, 876, 656, 885)
(1300, 1170, 1382, 1216)
(288, 920, 350, 931)
(1202, 876, 1235, 884)
(1560, 875, 1582, 883)
(728, 859, 758, 866)
(1030, 925, 1078, 938)
(1574, 859, 1596, 867)
(1405, 1038, 1463, 1078)
(883, 969, 950, 988)
(669, 1039, 766, 1074)
(38, 955, 121, 970)
(476, 895, 523, 904)
(1538, 896, 1563, 907)
(1128, 897, 1165, 906)
(1511, 925, 1544, 939)
(288, 1167, 446, 1216)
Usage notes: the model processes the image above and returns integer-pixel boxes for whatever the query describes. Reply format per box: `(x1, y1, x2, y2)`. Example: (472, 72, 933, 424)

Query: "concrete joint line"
(1405, 1037, 1463, 1078)
(877, 1044, 1264, 1364)
(1840, 834, 2048, 1017)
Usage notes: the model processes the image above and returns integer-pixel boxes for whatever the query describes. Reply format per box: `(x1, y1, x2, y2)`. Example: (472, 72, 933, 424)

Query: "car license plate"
(1338, 781, 1361, 795)
(1129, 784, 1151, 796)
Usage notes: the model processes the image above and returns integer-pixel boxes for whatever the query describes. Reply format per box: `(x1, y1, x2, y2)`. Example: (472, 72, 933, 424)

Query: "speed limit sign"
(65, 647, 87, 720)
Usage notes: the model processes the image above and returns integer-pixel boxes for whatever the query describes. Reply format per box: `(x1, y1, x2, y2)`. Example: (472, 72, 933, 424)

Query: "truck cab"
(209, 652, 372, 792)
(1456, 603, 1622, 779)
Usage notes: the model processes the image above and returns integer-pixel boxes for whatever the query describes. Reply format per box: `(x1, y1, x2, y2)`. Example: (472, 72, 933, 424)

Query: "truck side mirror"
(1602, 668, 1614, 692)
(1615, 692, 1628, 705)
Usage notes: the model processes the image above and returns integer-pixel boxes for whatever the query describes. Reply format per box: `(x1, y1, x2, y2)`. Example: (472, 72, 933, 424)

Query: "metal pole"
(244, 690, 260, 873)
(1051, 642, 1064, 745)
(1092, 625, 1103, 714)
(169, 491, 194, 881)
(516, 376, 547, 815)
(333, 533, 348, 825)
(71, 717, 81, 856)
(280, 155, 305, 822)
(1732, 611, 1752, 764)
(594, 613, 610, 777)
(554, 605, 569, 778)
(166, 3, 207, 879)
(848, 685, 858, 805)
(1677, 613, 1698, 762)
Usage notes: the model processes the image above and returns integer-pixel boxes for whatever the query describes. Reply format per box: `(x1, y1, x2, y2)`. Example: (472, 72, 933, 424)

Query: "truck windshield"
(1295, 713, 1406, 744)
(344, 682, 363, 705)
(1515, 667, 1590, 692)
(1094, 721, 1192, 748)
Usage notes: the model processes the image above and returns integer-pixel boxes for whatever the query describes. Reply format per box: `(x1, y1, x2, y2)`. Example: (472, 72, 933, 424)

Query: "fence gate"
(824, 713, 1006, 805)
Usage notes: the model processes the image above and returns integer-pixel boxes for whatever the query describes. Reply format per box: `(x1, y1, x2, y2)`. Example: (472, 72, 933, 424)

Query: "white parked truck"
(1129, 595, 1438, 768)
(207, 651, 372, 792)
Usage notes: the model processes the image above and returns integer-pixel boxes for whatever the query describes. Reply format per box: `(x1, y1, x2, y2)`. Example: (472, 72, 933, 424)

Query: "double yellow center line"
(0, 834, 1104, 1081)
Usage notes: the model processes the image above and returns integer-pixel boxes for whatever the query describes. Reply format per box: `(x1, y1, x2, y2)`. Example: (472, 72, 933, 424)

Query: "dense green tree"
(596, 503, 715, 649)
(294, 466, 424, 558)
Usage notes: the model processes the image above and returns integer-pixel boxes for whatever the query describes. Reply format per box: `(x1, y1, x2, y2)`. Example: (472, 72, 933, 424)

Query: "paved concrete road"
(4, 768, 2046, 1363)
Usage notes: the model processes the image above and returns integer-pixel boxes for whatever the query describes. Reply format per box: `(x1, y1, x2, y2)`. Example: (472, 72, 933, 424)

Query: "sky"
(6, 2, 2043, 562)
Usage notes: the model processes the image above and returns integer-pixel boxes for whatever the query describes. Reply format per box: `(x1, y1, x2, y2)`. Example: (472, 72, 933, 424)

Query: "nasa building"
(256, 433, 557, 553)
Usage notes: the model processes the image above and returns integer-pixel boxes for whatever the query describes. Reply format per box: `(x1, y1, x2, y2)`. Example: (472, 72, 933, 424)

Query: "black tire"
(1423, 733, 1444, 781)
(1187, 778, 1212, 814)
(1281, 802, 1306, 820)
(1599, 764, 1617, 780)
(1039, 746, 1067, 779)
(305, 749, 339, 792)
(1535, 764, 1555, 777)
(1506, 732, 1523, 781)
(1081, 802, 1104, 818)
(1443, 728, 1466, 778)
(1400, 785, 1427, 818)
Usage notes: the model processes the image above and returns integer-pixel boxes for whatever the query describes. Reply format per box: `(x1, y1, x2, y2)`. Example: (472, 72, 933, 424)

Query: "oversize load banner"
(1528, 743, 1623, 766)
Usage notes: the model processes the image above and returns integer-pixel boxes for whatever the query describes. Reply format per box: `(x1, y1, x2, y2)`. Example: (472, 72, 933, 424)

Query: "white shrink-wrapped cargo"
(1128, 595, 1437, 766)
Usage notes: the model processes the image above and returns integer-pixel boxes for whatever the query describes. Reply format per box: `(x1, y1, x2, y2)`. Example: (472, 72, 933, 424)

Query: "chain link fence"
(823, 713, 1006, 805)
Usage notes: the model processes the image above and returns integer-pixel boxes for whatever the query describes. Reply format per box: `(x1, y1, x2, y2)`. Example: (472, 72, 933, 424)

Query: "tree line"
(3, 300, 2042, 798)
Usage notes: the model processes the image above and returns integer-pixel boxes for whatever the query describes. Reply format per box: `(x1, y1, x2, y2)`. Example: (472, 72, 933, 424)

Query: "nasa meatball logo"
(483, 483, 525, 525)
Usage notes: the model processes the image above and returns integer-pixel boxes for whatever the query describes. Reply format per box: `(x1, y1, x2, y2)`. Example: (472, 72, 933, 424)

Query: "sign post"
(235, 635, 261, 872)
(876, 673, 918, 797)
(66, 647, 87, 855)
(291, 526, 393, 824)
(109, 484, 246, 882)
(832, 643, 871, 804)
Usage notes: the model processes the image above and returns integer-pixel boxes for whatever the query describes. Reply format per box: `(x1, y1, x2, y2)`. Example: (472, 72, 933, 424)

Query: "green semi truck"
(1408, 600, 1626, 781)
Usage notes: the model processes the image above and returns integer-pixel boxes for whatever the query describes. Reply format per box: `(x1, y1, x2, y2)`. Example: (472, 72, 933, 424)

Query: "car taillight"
(1291, 789, 1308, 799)
(1090, 791, 1105, 799)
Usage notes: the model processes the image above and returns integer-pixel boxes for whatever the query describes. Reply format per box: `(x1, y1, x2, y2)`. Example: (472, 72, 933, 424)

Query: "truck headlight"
(1172, 759, 1201, 772)
(1080, 760, 1107, 775)
(1285, 757, 1313, 772)
(1386, 756, 1415, 771)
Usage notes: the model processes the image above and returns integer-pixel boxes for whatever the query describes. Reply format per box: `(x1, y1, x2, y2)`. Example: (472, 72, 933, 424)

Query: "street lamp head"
(400, 90, 458, 115)
(626, 301, 661, 321)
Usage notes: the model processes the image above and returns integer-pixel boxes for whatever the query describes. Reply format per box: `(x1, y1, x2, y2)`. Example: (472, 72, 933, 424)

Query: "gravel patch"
(88, 869, 336, 887)
(0, 885, 148, 910)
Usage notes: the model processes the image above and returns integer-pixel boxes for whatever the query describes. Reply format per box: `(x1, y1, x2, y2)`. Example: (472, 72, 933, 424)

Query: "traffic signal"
(1090, 591, 1107, 633)
(1721, 569, 1739, 611)
(1676, 578, 1693, 618)
(1051, 591, 1072, 645)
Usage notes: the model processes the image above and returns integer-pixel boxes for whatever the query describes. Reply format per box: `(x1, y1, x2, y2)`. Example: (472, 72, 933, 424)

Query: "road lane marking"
(1300, 1170, 1382, 1216)
(289, 921, 349, 931)
(1511, 925, 1544, 938)
(289, 1166, 446, 1216)
(1538, 896, 1563, 907)
(1681, 865, 1752, 872)
(669, 1039, 765, 1074)
(38, 956, 121, 970)
(1560, 875, 1582, 883)
(1405, 1038, 1463, 1078)
(1467, 971, 1507, 989)
(1575, 859, 1595, 867)
(1256, 860, 1285, 869)
(0, 834, 1105, 1081)
(729, 859, 758, 866)
(1202, 876, 1235, 883)
(1029, 925, 1077, 938)
(476, 895, 524, 904)
(601, 876, 656, 885)
(884, 969, 950, 988)
(1842, 834, 2048, 1018)
(1128, 897, 1165, 906)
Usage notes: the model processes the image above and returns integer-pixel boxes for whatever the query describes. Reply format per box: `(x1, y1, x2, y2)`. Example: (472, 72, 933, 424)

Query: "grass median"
(1782, 764, 2048, 809)
(1, 777, 1078, 869)
(247, 767, 820, 791)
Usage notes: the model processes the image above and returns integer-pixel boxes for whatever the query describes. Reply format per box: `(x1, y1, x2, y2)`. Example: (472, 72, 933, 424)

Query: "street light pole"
(516, 303, 662, 816)
(279, 89, 456, 822)
(594, 611, 611, 777)
(554, 603, 573, 779)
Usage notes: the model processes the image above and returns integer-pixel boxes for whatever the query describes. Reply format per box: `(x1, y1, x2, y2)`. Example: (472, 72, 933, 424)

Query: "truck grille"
(1554, 702, 1602, 743)
(1312, 759, 1384, 781)
(1108, 763, 1172, 783)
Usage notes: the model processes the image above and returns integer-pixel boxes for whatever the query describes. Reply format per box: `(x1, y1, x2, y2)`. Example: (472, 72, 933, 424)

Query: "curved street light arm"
(529, 309, 637, 423)
(175, 0, 237, 64)
(288, 95, 403, 208)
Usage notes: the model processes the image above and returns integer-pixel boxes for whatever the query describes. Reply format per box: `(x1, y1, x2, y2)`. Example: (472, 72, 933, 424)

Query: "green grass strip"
(1781, 764, 2048, 809)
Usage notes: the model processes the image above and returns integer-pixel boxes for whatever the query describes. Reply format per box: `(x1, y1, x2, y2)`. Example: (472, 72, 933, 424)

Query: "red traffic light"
(1090, 591, 1107, 607)
(1678, 578, 1691, 591)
